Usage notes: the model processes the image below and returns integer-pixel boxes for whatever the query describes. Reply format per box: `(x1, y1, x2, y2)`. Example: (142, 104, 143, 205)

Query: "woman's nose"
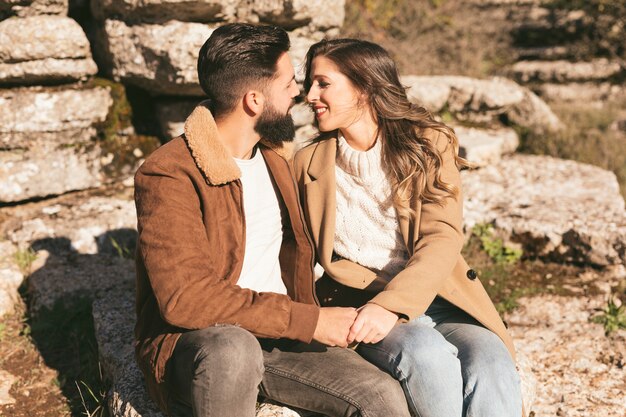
(306, 88, 318, 103)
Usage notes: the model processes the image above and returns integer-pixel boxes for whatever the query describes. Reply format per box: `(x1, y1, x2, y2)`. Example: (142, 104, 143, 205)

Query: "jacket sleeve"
(134, 159, 319, 343)
(368, 131, 465, 320)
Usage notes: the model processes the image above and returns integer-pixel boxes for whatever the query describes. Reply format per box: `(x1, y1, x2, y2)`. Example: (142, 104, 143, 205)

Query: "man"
(134, 23, 410, 417)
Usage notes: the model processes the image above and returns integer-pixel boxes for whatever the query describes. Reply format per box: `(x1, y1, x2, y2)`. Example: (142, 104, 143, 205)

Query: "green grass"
(591, 296, 626, 335)
(13, 247, 37, 275)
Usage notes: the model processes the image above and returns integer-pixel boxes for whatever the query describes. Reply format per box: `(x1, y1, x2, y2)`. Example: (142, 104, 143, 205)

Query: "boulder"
(0, 16, 97, 85)
(454, 126, 518, 167)
(90, 0, 344, 30)
(93, 287, 314, 417)
(536, 82, 625, 104)
(0, 0, 67, 17)
(510, 59, 623, 84)
(401, 75, 563, 134)
(97, 19, 322, 95)
(91, 0, 238, 23)
(0, 86, 114, 202)
(462, 154, 626, 267)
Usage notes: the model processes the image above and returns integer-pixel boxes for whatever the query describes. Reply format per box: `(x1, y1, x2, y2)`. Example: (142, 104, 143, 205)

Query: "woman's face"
(306, 56, 368, 132)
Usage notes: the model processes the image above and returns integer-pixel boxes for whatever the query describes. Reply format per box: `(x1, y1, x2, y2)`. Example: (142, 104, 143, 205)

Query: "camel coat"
(292, 129, 517, 361)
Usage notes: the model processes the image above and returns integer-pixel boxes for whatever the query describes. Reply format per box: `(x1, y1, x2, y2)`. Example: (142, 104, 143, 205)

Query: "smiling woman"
(294, 38, 526, 417)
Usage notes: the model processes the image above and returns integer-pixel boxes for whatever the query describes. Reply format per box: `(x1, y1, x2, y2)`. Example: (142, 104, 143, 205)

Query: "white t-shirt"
(233, 149, 287, 294)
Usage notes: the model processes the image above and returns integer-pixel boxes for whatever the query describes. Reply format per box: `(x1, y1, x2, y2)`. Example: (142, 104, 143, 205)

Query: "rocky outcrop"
(0, 241, 23, 317)
(510, 59, 623, 84)
(402, 75, 563, 134)
(462, 154, 626, 267)
(0, 87, 114, 202)
(97, 19, 323, 95)
(454, 126, 519, 167)
(0, 16, 98, 85)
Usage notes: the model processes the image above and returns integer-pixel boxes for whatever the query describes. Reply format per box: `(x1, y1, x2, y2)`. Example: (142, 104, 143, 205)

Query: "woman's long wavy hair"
(303, 38, 470, 218)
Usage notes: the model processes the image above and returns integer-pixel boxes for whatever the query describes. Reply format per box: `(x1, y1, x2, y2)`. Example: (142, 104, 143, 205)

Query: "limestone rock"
(91, 0, 238, 23)
(0, 16, 97, 85)
(0, 0, 67, 17)
(401, 75, 562, 134)
(0, 86, 114, 202)
(0, 241, 24, 317)
(462, 154, 626, 266)
(536, 82, 626, 104)
(0, 191, 138, 311)
(510, 59, 623, 84)
(294, 124, 317, 151)
(243, 0, 345, 31)
(98, 19, 322, 95)
(291, 102, 313, 128)
(454, 126, 518, 167)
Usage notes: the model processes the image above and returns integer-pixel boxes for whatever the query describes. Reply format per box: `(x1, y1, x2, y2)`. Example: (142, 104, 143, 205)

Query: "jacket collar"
(183, 101, 292, 185)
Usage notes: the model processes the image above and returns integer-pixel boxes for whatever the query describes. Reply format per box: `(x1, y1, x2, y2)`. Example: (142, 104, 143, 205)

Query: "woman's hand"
(347, 303, 399, 345)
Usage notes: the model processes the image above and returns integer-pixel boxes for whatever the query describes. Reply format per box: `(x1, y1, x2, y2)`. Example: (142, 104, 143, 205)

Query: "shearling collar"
(183, 101, 293, 185)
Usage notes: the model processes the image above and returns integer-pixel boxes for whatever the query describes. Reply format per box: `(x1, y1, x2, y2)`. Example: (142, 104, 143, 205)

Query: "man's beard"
(254, 101, 296, 145)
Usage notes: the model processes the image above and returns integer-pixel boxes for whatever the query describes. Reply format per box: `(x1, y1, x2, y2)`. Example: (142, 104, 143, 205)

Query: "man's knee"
(356, 372, 410, 417)
(183, 325, 264, 379)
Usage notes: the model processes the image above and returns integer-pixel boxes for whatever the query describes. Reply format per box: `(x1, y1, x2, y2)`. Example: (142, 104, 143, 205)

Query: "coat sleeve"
(134, 158, 319, 342)
(368, 131, 465, 320)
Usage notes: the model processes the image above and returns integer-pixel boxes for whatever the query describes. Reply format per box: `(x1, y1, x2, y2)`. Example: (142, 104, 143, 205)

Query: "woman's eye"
(319, 82, 329, 88)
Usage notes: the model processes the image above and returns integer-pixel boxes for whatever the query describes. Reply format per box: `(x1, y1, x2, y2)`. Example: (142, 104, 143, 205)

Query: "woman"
(293, 39, 523, 417)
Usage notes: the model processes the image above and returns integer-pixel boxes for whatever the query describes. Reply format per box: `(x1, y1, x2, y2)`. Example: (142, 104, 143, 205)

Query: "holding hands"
(313, 304, 398, 347)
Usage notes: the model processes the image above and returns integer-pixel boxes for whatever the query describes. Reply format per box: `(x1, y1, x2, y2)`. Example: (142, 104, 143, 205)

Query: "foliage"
(544, 0, 626, 68)
(109, 236, 133, 259)
(591, 296, 626, 335)
(13, 247, 37, 275)
(471, 223, 523, 265)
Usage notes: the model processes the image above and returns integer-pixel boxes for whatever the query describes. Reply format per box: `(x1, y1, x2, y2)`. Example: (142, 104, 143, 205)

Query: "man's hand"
(347, 303, 398, 345)
(313, 307, 358, 347)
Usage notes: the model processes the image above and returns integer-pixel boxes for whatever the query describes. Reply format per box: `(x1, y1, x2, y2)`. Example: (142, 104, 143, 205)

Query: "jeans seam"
(357, 346, 421, 417)
(263, 365, 369, 417)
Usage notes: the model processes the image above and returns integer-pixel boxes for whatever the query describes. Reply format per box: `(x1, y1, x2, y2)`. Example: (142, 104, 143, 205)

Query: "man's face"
(254, 53, 300, 144)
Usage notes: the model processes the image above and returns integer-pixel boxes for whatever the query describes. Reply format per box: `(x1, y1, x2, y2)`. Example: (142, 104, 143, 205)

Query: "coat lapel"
(304, 138, 338, 268)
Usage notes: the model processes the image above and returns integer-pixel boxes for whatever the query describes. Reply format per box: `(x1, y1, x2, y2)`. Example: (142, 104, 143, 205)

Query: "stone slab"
(0, 241, 24, 317)
(510, 59, 623, 84)
(0, 0, 67, 17)
(454, 126, 519, 167)
(462, 154, 626, 266)
(0, 15, 97, 85)
(401, 75, 563, 134)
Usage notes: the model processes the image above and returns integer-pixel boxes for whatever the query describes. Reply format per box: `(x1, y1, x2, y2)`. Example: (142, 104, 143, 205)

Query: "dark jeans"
(167, 325, 411, 417)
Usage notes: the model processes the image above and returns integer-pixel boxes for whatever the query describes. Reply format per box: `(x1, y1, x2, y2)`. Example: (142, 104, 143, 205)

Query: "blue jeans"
(356, 297, 522, 417)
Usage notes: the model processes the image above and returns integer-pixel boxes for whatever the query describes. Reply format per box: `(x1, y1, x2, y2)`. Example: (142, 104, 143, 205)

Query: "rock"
(0, 241, 24, 317)
(91, 0, 238, 23)
(0, 16, 97, 85)
(0, 86, 112, 146)
(0, 0, 67, 17)
(91, 0, 344, 30)
(0, 370, 17, 406)
(0, 86, 117, 202)
(514, 46, 570, 61)
(288, 28, 323, 82)
(291, 102, 313, 128)
(401, 75, 562, 134)
(294, 124, 317, 151)
(97, 19, 323, 95)
(241, 0, 345, 31)
(93, 287, 312, 417)
(510, 59, 623, 84)
(154, 98, 201, 139)
(510, 7, 592, 46)
(462, 154, 626, 267)
(537, 82, 626, 104)
(454, 126, 518, 167)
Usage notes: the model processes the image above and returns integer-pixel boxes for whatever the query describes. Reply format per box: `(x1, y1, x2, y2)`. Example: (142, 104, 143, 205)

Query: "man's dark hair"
(197, 23, 290, 117)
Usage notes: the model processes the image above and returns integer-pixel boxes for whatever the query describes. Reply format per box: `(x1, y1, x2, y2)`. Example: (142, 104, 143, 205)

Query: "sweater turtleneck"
(334, 132, 408, 283)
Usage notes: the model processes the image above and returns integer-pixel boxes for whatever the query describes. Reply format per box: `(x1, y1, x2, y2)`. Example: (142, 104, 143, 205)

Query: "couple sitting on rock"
(134, 23, 523, 417)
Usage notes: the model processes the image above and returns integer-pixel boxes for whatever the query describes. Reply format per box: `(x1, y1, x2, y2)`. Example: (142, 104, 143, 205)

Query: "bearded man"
(133, 23, 411, 417)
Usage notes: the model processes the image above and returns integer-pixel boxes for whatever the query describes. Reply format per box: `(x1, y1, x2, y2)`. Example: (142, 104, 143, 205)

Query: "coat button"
(466, 269, 477, 280)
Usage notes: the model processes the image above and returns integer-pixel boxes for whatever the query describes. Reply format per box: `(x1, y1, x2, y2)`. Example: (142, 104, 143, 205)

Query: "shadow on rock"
(24, 229, 137, 417)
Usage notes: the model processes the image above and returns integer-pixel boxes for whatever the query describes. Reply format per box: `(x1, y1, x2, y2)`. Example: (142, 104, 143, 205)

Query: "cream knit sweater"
(334, 134, 409, 283)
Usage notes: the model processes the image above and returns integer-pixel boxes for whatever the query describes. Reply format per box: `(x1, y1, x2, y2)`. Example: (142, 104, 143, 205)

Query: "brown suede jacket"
(134, 103, 320, 412)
